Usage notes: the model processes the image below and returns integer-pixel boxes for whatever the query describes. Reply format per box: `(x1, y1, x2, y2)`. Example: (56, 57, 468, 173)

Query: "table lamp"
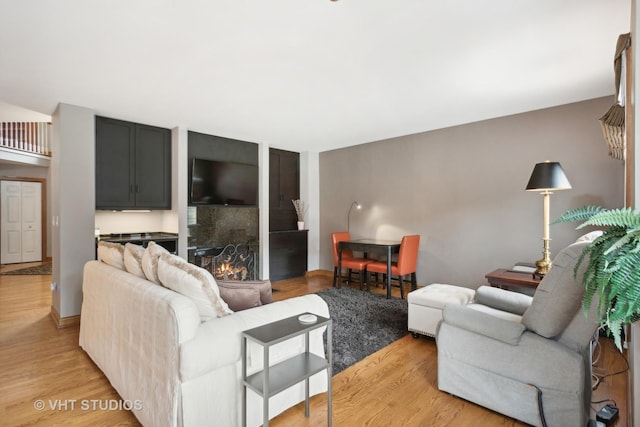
(525, 161, 571, 277)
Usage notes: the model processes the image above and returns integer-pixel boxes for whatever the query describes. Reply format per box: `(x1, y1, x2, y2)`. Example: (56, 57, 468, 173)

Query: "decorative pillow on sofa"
(97, 241, 125, 270)
(217, 282, 262, 311)
(124, 243, 146, 279)
(217, 279, 273, 305)
(141, 241, 170, 284)
(157, 253, 233, 321)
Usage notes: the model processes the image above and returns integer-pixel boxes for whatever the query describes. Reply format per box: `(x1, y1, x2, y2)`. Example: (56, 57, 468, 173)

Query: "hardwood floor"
(0, 263, 629, 426)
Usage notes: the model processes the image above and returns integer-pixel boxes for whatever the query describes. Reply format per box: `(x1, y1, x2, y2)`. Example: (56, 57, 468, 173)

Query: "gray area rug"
(315, 287, 408, 375)
(0, 263, 52, 275)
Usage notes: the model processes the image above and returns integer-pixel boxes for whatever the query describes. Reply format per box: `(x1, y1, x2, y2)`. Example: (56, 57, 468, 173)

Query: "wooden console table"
(485, 268, 542, 290)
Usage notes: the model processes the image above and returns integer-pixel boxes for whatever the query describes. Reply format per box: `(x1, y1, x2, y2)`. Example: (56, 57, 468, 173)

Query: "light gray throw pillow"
(521, 241, 589, 338)
(475, 286, 532, 316)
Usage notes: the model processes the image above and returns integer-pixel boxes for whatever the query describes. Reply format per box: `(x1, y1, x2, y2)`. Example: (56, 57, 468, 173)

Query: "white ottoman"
(408, 283, 476, 337)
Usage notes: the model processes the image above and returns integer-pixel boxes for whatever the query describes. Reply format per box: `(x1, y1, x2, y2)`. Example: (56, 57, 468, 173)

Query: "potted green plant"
(555, 205, 640, 350)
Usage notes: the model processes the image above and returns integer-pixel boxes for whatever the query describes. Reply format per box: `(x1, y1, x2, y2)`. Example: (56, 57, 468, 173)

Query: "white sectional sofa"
(79, 251, 329, 427)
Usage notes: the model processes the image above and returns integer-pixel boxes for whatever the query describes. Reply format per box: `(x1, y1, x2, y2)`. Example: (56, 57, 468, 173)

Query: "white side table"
(241, 312, 332, 427)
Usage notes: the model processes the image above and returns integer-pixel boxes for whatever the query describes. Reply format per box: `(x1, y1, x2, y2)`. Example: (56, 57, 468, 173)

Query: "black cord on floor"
(591, 398, 618, 414)
(591, 337, 602, 365)
(527, 383, 548, 427)
(591, 336, 630, 391)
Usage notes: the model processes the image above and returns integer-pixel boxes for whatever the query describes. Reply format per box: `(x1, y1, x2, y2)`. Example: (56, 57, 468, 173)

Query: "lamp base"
(534, 258, 551, 277)
(534, 240, 552, 277)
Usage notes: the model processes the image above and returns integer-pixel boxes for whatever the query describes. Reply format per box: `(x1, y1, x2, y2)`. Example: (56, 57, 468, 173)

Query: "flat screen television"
(189, 158, 258, 206)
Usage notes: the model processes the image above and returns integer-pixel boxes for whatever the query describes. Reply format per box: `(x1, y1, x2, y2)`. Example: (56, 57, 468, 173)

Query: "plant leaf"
(553, 205, 605, 224)
(557, 205, 640, 352)
(582, 207, 640, 229)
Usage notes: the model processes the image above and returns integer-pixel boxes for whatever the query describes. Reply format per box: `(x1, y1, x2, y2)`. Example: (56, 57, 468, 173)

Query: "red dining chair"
(331, 232, 373, 290)
(366, 235, 420, 299)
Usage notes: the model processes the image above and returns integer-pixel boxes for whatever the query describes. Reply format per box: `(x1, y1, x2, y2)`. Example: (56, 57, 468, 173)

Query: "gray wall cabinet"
(95, 116, 171, 210)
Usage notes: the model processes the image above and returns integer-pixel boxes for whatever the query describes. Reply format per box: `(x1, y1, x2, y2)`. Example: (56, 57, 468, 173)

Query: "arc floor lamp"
(526, 161, 572, 277)
(347, 201, 361, 233)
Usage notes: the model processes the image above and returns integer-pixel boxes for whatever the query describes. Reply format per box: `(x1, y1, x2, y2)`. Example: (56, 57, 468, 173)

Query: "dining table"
(337, 238, 402, 299)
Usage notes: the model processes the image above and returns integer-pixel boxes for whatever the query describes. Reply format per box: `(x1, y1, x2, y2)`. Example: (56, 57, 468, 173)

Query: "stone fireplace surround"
(187, 206, 259, 279)
(187, 131, 260, 280)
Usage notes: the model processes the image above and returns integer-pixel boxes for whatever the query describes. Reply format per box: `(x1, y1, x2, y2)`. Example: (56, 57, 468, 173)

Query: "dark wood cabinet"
(95, 117, 135, 208)
(269, 230, 308, 281)
(269, 148, 299, 231)
(96, 116, 171, 210)
(268, 148, 307, 281)
(134, 124, 172, 208)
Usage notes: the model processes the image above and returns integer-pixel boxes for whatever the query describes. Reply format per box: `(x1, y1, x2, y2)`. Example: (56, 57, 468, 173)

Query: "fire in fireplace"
(211, 244, 256, 281)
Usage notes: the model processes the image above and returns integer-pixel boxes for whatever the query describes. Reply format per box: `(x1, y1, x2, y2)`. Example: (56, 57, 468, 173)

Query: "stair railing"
(0, 122, 51, 156)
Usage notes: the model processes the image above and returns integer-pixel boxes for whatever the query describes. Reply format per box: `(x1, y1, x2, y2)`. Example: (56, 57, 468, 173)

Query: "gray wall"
(319, 96, 624, 288)
(51, 103, 96, 318)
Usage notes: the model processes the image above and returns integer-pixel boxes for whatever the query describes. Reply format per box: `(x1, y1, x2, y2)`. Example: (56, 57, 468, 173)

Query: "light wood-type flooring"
(0, 262, 629, 426)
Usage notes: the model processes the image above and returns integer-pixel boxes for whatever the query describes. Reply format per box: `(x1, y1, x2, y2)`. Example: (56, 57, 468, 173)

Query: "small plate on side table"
(298, 314, 317, 324)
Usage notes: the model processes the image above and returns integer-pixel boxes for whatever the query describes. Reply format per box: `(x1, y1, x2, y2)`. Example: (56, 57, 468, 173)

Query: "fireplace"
(195, 244, 257, 281)
(187, 205, 260, 278)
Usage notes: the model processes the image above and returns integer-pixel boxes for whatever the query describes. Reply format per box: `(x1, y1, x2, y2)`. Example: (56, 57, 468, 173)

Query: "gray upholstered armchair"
(437, 240, 600, 427)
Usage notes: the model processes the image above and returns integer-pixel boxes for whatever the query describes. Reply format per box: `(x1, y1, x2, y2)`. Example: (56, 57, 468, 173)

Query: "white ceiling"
(0, 0, 631, 153)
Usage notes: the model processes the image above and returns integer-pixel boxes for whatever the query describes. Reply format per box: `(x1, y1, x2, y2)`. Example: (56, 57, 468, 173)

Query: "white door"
(20, 182, 42, 262)
(1, 181, 23, 264)
(1, 180, 42, 264)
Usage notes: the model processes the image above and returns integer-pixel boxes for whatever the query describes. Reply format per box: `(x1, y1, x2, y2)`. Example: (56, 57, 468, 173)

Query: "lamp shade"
(525, 161, 572, 191)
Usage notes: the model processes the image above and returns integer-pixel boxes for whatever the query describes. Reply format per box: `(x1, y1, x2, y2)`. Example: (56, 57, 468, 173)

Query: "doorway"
(1, 179, 44, 264)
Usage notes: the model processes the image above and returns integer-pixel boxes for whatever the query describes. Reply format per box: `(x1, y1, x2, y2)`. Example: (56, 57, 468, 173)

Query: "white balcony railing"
(0, 121, 51, 156)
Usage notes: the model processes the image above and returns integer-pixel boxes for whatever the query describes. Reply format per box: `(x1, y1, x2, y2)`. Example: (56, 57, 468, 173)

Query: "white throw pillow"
(124, 243, 146, 279)
(157, 253, 233, 321)
(141, 241, 170, 284)
(97, 241, 125, 270)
